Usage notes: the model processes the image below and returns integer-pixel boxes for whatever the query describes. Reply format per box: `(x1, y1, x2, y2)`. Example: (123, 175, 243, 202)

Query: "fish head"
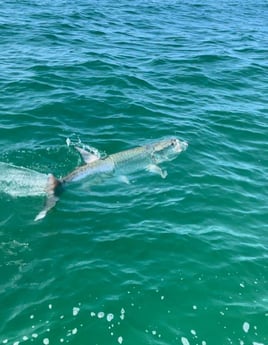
(152, 138, 188, 163)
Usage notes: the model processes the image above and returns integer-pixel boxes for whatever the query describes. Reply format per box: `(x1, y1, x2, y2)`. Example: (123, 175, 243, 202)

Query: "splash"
(0, 162, 48, 197)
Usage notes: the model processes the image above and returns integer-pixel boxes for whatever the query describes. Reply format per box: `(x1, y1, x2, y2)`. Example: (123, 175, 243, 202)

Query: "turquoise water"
(1, 0, 268, 344)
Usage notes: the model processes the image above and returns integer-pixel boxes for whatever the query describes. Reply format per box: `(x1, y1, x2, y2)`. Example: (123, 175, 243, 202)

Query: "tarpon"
(35, 137, 188, 221)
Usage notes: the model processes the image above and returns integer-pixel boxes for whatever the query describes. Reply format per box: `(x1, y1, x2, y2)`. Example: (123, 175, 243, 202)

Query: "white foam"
(120, 308, 125, 320)
(107, 313, 114, 322)
(2, 340, 8, 344)
(243, 322, 250, 333)
(181, 337, 190, 345)
(97, 312, 105, 319)
(13, 342, 20, 345)
(73, 307, 80, 316)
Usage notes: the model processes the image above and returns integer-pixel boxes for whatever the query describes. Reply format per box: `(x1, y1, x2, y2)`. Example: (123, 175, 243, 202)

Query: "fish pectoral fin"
(146, 164, 167, 179)
(34, 174, 61, 222)
(75, 146, 101, 164)
(118, 175, 131, 184)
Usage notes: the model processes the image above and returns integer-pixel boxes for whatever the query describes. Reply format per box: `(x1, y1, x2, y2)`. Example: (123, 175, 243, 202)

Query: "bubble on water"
(243, 322, 250, 333)
(72, 328, 78, 335)
(97, 312, 105, 319)
(72, 307, 80, 316)
(30, 314, 34, 319)
(192, 305, 197, 310)
(181, 337, 190, 345)
(107, 313, 114, 322)
(60, 315, 64, 319)
(118, 336, 123, 344)
(120, 308, 125, 320)
(22, 336, 28, 341)
(161, 296, 164, 300)
(43, 338, 49, 345)
(48, 304, 52, 310)
(191, 329, 197, 336)
(2, 340, 8, 344)
(32, 334, 38, 338)
(60, 339, 64, 343)
(253, 342, 264, 345)
(13, 342, 20, 345)
(152, 330, 157, 335)
(240, 283, 245, 288)
(90, 312, 96, 317)
(201, 341, 207, 345)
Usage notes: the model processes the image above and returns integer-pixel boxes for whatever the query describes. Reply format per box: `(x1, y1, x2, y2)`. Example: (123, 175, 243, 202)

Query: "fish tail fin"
(34, 174, 61, 221)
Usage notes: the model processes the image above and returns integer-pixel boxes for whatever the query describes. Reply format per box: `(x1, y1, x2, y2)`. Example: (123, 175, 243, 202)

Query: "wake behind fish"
(0, 162, 48, 197)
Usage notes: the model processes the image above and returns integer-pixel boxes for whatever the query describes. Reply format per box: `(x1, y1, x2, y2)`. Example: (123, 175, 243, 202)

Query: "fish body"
(35, 137, 188, 221)
(63, 138, 187, 183)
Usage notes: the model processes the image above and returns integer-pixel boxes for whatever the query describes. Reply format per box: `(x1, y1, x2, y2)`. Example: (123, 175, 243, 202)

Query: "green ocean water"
(1, 0, 268, 344)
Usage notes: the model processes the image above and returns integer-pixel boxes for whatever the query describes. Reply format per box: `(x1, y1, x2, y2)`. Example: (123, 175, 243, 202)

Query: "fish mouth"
(174, 139, 188, 152)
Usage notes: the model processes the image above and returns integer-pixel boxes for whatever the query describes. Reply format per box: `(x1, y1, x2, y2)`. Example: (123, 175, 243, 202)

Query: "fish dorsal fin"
(75, 146, 101, 164)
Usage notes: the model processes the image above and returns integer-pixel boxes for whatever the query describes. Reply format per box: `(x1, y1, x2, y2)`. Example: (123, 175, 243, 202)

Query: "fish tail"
(34, 174, 62, 221)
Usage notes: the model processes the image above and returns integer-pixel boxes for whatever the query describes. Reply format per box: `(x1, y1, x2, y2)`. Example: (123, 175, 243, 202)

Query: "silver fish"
(35, 138, 188, 221)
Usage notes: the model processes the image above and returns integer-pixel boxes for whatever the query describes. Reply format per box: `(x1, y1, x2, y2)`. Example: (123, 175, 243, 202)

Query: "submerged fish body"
(34, 137, 188, 221)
